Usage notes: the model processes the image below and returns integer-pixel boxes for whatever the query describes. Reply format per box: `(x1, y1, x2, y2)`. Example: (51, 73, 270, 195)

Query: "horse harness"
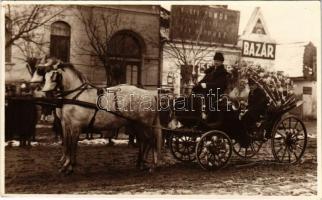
(52, 81, 123, 131)
(47, 74, 160, 131)
(40, 66, 165, 131)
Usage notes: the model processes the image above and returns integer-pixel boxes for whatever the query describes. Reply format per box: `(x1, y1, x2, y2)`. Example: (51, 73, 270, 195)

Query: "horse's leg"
(71, 127, 80, 167)
(141, 140, 151, 170)
(63, 127, 80, 175)
(151, 136, 160, 173)
(136, 140, 143, 169)
(60, 125, 72, 173)
(135, 133, 147, 170)
(152, 118, 163, 170)
(59, 122, 67, 163)
(134, 130, 142, 169)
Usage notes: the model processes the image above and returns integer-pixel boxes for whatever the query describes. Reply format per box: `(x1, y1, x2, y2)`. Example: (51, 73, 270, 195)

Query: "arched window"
(108, 33, 141, 59)
(50, 21, 71, 62)
(107, 31, 143, 85)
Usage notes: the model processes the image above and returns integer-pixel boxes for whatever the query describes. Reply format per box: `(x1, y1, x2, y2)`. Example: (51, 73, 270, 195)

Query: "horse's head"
(30, 56, 62, 84)
(42, 69, 63, 92)
(37, 59, 85, 93)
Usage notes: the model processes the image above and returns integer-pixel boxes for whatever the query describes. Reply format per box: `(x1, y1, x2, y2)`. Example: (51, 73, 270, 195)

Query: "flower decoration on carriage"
(240, 64, 297, 113)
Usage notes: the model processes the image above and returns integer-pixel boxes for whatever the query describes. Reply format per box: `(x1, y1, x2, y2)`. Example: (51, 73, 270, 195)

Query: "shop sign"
(242, 40, 276, 60)
(170, 5, 240, 45)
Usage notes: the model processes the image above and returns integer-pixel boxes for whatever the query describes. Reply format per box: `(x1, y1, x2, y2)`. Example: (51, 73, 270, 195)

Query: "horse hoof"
(58, 167, 66, 174)
(59, 156, 66, 163)
(64, 169, 74, 175)
(108, 142, 115, 146)
(63, 165, 74, 175)
(136, 163, 141, 169)
(139, 164, 150, 171)
(148, 168, 155, 173)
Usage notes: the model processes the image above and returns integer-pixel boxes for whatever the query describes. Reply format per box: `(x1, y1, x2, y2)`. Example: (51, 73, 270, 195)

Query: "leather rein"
(47, 75, 158, 129)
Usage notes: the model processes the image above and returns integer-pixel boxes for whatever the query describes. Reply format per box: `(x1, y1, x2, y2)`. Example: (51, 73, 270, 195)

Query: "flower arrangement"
(239, 64, 297, 114)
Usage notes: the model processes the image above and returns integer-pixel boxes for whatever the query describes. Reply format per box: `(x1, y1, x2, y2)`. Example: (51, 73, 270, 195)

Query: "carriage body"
(162, 88, 307, 170)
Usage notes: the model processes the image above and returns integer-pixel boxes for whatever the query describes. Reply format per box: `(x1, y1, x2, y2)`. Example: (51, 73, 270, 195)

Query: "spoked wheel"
(232, 139, 263, 159)
(169, 134, 197, 162)
(271, 116, 307, 164)
(196, 130, 232, 170)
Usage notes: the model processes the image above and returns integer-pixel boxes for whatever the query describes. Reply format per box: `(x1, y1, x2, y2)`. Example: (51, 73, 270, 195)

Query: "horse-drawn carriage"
(163, 98, 307, 170)
(161, 65, 307, 170)
(27, 56, 307, 173)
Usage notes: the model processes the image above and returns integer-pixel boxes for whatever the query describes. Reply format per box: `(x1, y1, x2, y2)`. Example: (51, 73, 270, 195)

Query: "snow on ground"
(5, 138, 130, 147)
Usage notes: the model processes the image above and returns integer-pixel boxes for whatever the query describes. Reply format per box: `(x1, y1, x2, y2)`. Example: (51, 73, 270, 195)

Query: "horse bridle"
(44, 68, 91, 100)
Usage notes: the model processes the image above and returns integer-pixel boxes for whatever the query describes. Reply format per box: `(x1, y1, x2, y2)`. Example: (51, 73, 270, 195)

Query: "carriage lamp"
(167, 72, 174, 86)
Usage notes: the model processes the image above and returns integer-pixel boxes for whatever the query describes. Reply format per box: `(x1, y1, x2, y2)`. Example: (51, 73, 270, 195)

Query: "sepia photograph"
(2, 1, 321, 197)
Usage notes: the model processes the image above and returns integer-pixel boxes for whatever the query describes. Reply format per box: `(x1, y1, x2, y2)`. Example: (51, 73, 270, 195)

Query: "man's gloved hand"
(201, 83, 206, 88)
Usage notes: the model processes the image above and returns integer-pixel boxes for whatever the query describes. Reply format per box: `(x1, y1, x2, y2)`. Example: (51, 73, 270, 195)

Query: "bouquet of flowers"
(239, 64, 296, 114)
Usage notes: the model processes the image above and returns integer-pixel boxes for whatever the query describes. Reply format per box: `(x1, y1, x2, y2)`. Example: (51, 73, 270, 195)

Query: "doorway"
(108, 30, 145, 86)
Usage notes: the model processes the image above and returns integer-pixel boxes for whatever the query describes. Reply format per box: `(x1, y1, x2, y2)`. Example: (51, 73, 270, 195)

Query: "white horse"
(31, 58, 162, 174)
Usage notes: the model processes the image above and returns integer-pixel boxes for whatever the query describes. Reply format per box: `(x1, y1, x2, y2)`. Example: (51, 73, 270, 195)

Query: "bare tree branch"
(76, 6, 123, 85)
(5, 5, 68, 48)
(5, 5, 68, 75)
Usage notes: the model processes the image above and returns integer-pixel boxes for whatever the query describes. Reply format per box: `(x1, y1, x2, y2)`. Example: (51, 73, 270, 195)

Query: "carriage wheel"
(232, 139, 263, 159)
(169, 134, 197, 162)
(271, 116, 307, 164)
(196, 130, 232, 170)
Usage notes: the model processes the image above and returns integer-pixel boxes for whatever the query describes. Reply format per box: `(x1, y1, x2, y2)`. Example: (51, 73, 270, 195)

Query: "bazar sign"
(242, 40, 276, 60)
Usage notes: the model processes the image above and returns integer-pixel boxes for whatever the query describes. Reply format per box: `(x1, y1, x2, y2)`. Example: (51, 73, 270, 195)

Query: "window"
(126, 64, 138, 85)
(219, 13, 223, 20)
(108, 33, 141, 58)
(50, 21, 71, 62)
(252, 19, 266, 34)
(5, 17, 12, 62)
(108, 31, 143, 85)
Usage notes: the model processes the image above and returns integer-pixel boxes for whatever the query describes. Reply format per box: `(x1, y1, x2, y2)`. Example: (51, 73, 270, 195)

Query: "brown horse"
(31, 58, 162, 174)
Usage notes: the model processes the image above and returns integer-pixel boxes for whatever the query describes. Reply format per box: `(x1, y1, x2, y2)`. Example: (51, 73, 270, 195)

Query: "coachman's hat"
(248, 78, 256, 85)
(214, 52, 224, 62)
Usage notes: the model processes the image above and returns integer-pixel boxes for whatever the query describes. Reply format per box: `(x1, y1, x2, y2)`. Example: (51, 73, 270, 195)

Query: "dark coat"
(247, 87, 269, 115)
(241, 87, 269, 135)
(192, 64, 229, 96)
(5, 98, 38, 144)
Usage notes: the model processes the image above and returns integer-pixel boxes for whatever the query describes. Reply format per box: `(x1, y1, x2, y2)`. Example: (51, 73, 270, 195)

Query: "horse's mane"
(58, 63, 88, 83)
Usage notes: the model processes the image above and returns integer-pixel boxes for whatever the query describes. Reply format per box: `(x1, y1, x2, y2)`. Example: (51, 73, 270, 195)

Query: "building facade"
(5, 5, 161, 89)
(161, 5, 241, 95)
(275, 42, 317, 119)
